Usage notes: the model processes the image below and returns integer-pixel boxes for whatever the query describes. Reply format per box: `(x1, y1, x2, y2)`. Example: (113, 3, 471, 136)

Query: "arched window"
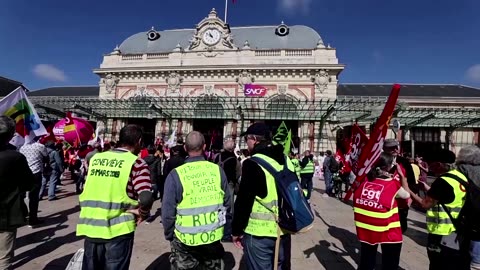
(194, 95, 225, 119)
(266, 95, 298, 120)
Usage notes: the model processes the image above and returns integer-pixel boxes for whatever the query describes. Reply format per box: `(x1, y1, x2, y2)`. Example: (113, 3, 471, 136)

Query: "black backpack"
(442, 172, 480, 236)
(329, 156, 340, 173)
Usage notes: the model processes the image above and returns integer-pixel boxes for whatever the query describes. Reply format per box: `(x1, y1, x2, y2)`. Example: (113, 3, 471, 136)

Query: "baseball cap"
(430, 149, 456, 164)
(384, 139, 399, 148)
(240, 122, 271, 139)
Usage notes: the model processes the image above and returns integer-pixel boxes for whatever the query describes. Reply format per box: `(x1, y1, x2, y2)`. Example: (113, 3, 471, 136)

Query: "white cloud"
(466, 64, 480, 83)
(32, 64, 67, 82)
(278, 0, 313, 15)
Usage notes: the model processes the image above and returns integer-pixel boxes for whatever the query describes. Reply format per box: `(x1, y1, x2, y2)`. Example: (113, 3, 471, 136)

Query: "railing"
(147, 53, 169, 59)
(285, 50, 313, 56)
(119, 50, 313, 60)
(121, 54, 143, 61)
(255, 50, 281, 57)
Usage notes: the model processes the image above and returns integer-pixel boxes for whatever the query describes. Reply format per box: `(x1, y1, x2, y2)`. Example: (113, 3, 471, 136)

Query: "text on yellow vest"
(77, 150, 139, 239)
(174, 160, 226, 246)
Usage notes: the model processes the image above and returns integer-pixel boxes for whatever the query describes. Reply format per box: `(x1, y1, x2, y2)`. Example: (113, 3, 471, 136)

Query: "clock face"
(202, 29, 221, 46)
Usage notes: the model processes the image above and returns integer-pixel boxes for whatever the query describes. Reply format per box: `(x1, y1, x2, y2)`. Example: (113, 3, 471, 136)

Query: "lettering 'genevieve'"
(92, 158, 124, 168)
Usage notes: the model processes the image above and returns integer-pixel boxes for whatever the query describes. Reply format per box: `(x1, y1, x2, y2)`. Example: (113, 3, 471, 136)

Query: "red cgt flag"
(343, 84, 401, 201)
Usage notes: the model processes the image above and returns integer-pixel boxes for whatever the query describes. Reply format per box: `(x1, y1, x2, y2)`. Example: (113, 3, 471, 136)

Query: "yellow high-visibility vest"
(77, 151, 138, 239)
(174, 161, 225, 246)
(426, 170, 467, 236)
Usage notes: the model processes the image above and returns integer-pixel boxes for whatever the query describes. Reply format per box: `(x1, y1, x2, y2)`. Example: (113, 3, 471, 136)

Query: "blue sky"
(1, 0, 480, 90)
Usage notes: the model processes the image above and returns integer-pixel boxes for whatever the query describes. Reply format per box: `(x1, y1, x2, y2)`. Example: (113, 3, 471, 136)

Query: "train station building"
(26, 9, 480, 155)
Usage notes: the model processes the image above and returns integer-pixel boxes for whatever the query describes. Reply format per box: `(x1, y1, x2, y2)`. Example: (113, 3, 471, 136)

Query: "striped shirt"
(113, 148, 152, 200)
(126, 157, 152, 200)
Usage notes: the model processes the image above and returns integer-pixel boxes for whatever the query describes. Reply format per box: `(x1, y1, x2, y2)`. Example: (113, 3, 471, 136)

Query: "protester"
(143, 145, 162, 200)
(77, 124, 153, 270)
(300, 150, 315, 200)
(232, 122, 292, 270)
(383, 139, 416, 233)
(353, 152, 410, 270)
(162, 131, 231, 269)
(19, 136, 48, 226)
(40, 141, 63, 201)
(409, 149, 470, 270)
(214, 138, 240, 241)
(0, 116, 35, 269)
(322, 150, 334, 197)
(453, 145, 480, 270)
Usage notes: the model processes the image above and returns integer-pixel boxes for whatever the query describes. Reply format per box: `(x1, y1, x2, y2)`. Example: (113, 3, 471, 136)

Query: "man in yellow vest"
(289, 152, 301, 180)
(409, 149, 470, 270)
(300, 150, 315, 201)
(77, 124, 154, 270)
(162, 131, 231, 270)
(232, 122, 292, 270)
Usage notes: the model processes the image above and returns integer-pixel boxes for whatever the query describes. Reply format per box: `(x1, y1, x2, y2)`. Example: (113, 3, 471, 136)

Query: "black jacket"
(214, 151, 238, 185)
(0, 147, 35, 230)
(163, 154, 185, 179)
(144, 155, 161, 183)
(232, 143, 284, 236)
(396, 156, 418, 194)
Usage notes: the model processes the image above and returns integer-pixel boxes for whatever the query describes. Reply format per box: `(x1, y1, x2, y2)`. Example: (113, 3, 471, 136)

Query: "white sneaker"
(322, 193, 329, 198)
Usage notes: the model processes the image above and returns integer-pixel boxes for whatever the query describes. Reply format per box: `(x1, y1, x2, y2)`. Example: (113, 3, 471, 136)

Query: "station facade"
(26, 9, 480, 155)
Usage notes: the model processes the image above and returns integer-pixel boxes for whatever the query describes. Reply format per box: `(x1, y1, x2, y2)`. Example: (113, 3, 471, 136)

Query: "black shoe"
(28, 219, 44, 227)
(48, 197, 58, 201)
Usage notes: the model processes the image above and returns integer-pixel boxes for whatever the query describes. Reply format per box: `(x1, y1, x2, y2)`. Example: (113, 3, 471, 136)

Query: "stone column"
(312, 121, 321, 153)
(103, 118, 113, 142)
(224, 120, 233, 139)
(184, 120, 194, 134)
(299, 121, 310, 153)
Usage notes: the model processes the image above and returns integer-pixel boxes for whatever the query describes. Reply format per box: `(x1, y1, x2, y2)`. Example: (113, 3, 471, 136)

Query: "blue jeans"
(471, 240, 480, 269)
(242, 233, 291, 270)
(40, 171, 60, 200)
(324, 171, 333, 194)
(300, 175, 313, 200)
(82, 235, 134, 270)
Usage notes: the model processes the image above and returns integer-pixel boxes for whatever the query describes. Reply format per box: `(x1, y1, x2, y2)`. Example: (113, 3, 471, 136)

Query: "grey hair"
(456, 145, 480, 166)
(185, 131, 205, 152)
(0, 116, 16, 143)
(223, 138, 235, 152)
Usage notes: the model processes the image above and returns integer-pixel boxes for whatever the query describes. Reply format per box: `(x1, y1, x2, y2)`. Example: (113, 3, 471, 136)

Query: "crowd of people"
(1, 115, 480, 270)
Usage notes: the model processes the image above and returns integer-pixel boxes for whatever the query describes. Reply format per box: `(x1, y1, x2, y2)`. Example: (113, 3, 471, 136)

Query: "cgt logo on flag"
(244, 84, 267, 97)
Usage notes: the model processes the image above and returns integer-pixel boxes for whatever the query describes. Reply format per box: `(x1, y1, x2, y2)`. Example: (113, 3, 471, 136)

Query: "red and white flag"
(344, 84, 401, 201)
(345, 124, 369, 174)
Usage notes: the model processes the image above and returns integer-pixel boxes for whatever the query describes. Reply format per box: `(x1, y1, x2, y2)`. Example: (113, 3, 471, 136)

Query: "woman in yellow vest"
(409, 149, 470, 270)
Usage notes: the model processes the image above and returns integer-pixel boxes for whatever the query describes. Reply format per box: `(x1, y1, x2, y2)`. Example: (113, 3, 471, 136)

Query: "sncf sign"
(244, 84, 267, 97)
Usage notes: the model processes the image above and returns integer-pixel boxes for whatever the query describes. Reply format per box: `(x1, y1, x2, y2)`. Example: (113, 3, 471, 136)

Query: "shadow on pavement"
(15, 224, 68, 250)
(145, 252, 171, 270)
(145, 251, 241, 270)
(313, 187, 326, 194)
(43, 252, 74, 270)
(404, 226, 428, 247)
(14, 231, 79, 269)
(34, 204, 80, 229)
(309, 210, 407, 270)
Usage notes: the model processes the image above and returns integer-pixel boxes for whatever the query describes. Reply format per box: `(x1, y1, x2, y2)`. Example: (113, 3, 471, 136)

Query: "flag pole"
(224, 0, 228, 23)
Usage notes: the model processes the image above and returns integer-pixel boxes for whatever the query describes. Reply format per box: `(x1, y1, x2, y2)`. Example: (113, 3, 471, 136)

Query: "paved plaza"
(14, 178, 430, 270)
